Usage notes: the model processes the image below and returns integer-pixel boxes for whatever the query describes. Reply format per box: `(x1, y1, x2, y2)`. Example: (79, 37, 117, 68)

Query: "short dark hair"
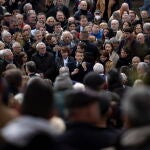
(65, 89, 100, 110)
(83, 72, 105, 91)
(22, 78, 53, 118)
(122, 27, 133, 33)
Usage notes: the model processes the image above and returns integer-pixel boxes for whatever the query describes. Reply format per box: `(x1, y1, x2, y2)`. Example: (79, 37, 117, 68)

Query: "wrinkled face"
(63, 34, 72, 43)
(75, 52, 84, 62)
(111, 21, 119, 31)
(37, 44, 46, 55)
(54, 25, 62, 33)
(136, 34, 145, 44)
(132, 57, 140, 68)
(35, 33, 43, 42)
(105, 43, 113, 53)
(16, 15, 23, 25)
(13, 44, 22, 54)
(4, 34, 12, 43)
(80, 1, 87, 10)
(141, 11, 148, 19)
(5, 51, 13, 61)
(56, 12, 65, 22)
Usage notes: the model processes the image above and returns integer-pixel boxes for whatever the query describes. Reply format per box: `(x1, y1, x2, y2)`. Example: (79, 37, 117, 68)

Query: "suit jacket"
(56, 56, 75, 69)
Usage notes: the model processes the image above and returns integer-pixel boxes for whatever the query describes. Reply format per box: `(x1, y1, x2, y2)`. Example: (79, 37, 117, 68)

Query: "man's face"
(28, 14, 36, 23)
(111, 21, 119, 31)
(16, 15, 23, 25)
(80, 18, 88, 27)
(4, 34, 12, 43)
(38, 44, 46, 55)
(136, 34, 145, 44)
(92, 25, 99, 33)
(56, 12, 65, 22)
(38, 15, 46, 23)
(80, 1, 87, 10)
(63, 34, 72, 43)
(132, 57, 140, 68)
(35, 33, 43, 42)
(5, 51, 13, 61)
(75, 52, 84, 62)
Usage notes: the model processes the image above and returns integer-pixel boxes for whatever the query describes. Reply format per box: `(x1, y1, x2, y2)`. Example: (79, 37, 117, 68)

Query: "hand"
(53, 45, 60, 52)
(82, 62, 87, 71)
(71, 68, 79, 75)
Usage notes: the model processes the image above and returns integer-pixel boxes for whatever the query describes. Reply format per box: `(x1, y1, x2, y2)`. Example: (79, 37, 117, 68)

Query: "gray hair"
(122, 86, 150, 127)
(143, 23, 150, 33)
(12, 42, 21, 49)
(93, 63, 104, 74)
(36, 42, 46, 50)
(1, 30, 11, 41)
(23, 3, 32, 12)
(61, 31, 73, 41)
(137, 62, 149, 72)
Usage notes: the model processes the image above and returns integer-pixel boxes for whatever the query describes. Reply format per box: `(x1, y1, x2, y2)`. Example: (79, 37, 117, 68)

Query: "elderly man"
(31, 42, 57, 80)
(0, 49, 13, 75)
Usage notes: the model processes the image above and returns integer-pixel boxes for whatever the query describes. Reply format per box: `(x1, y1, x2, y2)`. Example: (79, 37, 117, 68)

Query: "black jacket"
(31, 52, 57, 81)
(59, 122, 120, 150)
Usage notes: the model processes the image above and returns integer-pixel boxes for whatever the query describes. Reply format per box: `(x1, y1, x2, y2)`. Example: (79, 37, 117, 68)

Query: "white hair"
(73, 82, 85, 91)
(1, 30, 11, 41)
(143, 23, 150, 32)
(61, 31, 73, 41)
(12, 42, 21, 49)
(93, 63, 104, 74)
(36, 42, 46, 50)
(23, 3, 32, 12)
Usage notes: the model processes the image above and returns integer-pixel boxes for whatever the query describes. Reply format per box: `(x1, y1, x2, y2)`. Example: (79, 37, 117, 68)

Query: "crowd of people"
(0, 0, 150, 150)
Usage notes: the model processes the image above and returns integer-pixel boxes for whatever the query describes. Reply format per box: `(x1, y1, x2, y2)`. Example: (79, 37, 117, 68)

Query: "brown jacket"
(96, 0, 118, 18)
(105, 60, 114, 73)
(96, 0, 105, 17)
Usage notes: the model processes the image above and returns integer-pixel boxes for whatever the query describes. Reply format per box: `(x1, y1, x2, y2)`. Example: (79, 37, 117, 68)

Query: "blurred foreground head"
(21, 78, 53, 119)
(122, 86, 150, 128)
